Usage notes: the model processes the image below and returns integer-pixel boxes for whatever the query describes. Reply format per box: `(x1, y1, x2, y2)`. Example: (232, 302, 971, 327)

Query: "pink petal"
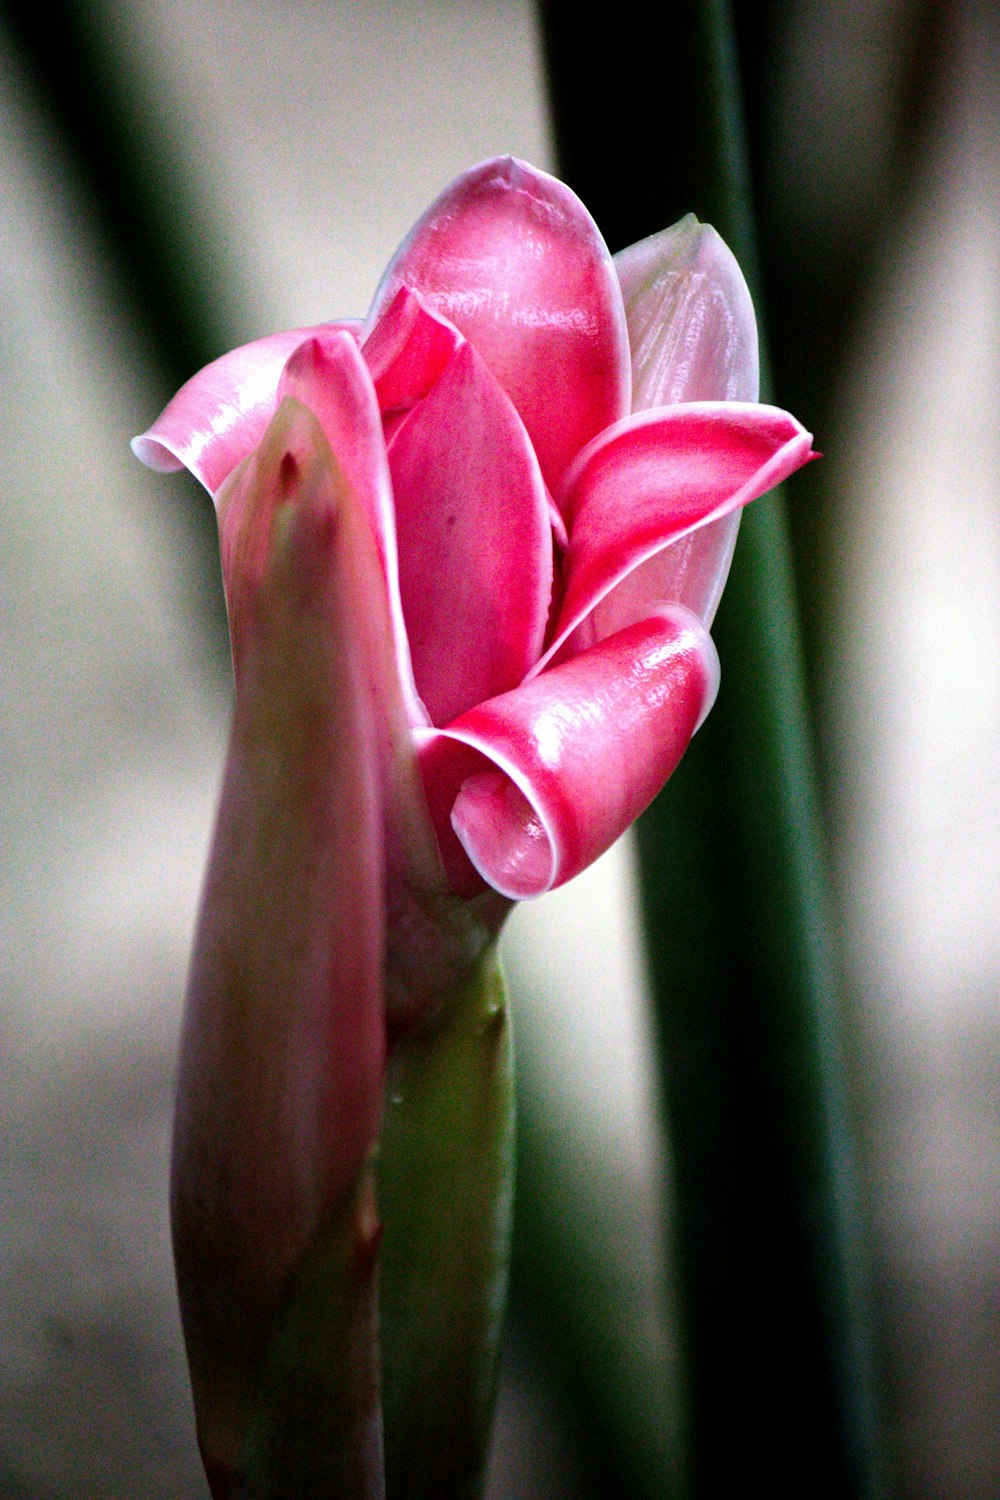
(276, 330, 424, 726)
(366, 156, 631, 494)
(361, 284, 462, 414)
(131, 321, 360, 495)
(386, 340, 552, 728)
(417, 605, 719, 900)
(537, 403, 816, 670)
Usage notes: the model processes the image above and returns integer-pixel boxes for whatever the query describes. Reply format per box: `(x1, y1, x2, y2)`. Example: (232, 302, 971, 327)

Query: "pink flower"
(136, 159, 814, 1490)
(136, 157, 813, 915)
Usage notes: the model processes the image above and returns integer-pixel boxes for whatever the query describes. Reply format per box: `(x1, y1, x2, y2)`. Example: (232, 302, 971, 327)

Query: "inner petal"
(361, 284, 462, 416)
(387, 342, 552, 727)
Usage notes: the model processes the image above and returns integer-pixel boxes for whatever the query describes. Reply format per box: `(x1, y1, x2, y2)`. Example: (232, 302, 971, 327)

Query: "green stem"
(378, 944, 515, 1500)
(233, 945, 514, 1500)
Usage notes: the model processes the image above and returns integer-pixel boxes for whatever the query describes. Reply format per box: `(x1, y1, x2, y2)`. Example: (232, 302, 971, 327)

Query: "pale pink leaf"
(615, 217, 761, 624)
(615, 216, 759, 408)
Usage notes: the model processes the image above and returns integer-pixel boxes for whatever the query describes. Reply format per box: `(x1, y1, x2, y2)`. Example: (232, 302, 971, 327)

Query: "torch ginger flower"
(134, 158, 814, 1495)
(136, 157, 813, 912)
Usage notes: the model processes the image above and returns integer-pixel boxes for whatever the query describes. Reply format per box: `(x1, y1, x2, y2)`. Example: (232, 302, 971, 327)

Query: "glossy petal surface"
(418, 605, 718, 899)
(367, 156, 631, 494)
(540, 403, 815, 667)
(387, 341, 551, 727)
(132, 321, 359, 495)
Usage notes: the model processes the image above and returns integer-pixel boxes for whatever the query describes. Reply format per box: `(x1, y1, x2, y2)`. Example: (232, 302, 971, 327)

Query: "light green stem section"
(378, 943, 515, 1500)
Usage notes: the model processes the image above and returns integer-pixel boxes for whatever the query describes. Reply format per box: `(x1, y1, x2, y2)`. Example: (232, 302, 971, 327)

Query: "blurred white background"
(0, 2, 996, 1496)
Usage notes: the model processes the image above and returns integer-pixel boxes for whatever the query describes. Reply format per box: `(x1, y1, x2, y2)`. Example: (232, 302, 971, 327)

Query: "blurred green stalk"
(2, 0, 241, 383)
(2, 0, 242, 662)
(537, 2, 885, 1495)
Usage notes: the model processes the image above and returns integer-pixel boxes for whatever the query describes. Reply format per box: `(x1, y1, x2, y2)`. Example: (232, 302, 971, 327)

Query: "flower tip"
(281, 327, 360, 391)
(262, 403, 343, 541)
(615, 217, 760, 406)
(276, 444, 302, 498)
(484, 153, 532, 184)
(469, 154, 568, 212)
(131, 430, 182, 473)
(670, 209, 703, 241)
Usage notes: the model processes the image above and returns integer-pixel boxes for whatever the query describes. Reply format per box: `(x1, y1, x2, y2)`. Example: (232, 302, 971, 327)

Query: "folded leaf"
(615, 215, 760, 623)
(172, 403, 384, 1490)
(276, 332, 423, 727)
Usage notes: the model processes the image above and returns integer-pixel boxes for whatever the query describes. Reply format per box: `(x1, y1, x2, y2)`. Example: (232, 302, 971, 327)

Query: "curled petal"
(361, 284, 463, 414)
(367, 155, 631, 493)
(387, 341, 552, 728)
(417, 605, 719, 900)
(131, 321, 360, 495)
(539, 403, 816, 669)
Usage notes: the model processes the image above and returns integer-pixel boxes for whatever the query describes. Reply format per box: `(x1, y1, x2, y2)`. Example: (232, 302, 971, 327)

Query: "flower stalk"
(379, 945, 514, 1500)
